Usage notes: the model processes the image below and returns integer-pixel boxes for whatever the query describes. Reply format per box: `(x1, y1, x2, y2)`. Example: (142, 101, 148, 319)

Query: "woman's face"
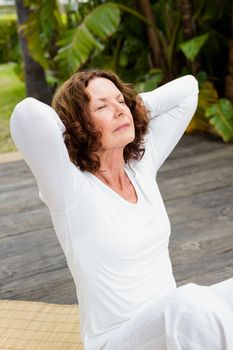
(86, 77, 135, 151)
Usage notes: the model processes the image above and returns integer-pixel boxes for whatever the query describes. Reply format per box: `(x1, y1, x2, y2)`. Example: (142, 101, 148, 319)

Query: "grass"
(0, 62, 26, 152)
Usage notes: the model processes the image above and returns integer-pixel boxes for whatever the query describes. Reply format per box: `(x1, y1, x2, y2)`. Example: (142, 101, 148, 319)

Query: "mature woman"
(10, 70, 233, 350)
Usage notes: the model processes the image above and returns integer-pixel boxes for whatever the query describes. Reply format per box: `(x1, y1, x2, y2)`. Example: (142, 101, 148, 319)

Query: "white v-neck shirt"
(10, 75, 199, 350)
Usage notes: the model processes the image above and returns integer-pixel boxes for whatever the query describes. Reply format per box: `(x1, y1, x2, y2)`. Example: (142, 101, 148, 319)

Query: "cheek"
(90, 113, 107, 131)
(97, 118, 112, 133)
(126, 107, 134, 120)
(128, 113, 134, 129)
(94, 117, 113, 143)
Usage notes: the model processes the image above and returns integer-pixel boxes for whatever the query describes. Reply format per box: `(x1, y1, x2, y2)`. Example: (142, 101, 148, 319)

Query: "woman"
(10, 70, 233, 350)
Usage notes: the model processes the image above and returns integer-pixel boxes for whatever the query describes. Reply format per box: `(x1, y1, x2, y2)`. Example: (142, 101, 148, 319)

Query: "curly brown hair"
(52, 69, 150, 172)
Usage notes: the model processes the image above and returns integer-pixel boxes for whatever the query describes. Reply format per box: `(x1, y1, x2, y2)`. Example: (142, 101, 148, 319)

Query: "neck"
(93, 149, 127, 189)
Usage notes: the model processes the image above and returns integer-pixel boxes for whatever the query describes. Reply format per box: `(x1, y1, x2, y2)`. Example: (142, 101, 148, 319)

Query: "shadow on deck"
(0, 134, 233, 304)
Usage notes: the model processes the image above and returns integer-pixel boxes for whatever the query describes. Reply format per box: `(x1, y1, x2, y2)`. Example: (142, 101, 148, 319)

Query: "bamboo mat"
(0, 300, 84, 350)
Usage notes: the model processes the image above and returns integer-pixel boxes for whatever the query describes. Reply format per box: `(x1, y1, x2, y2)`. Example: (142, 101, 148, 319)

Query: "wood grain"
(1, 134, 233, 304)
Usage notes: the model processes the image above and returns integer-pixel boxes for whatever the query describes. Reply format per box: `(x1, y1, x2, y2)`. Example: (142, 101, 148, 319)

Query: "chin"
(120, 132, 135, 147)
(102, 130, 135, 150)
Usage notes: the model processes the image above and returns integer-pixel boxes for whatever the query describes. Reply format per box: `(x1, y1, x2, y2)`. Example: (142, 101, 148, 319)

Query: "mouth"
(114, 123, 130, 132)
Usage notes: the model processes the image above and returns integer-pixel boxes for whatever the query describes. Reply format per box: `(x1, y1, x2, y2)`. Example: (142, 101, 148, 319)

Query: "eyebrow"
(92, 93, 123, 103)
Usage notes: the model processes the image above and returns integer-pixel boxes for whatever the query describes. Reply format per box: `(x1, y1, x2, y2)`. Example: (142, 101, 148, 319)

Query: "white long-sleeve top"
(10, 75, 199, 350)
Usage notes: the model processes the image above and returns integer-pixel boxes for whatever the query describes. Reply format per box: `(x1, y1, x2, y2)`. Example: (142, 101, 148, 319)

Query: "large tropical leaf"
(21, 25, 49, 69)
(55, 3, 121, 75)
(179, 33, 209, 61)
(135, 69, 164, 93)
(21, 0, 63, 69)
(205, 99, 233, 142)
(186, 80, 218, 134)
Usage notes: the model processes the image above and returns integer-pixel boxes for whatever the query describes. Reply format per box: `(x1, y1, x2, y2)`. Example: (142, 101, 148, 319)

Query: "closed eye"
(97, 105, 107, 110)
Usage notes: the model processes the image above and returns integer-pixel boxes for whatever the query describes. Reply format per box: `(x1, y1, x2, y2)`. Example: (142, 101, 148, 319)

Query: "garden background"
(0, 0, 233, 154)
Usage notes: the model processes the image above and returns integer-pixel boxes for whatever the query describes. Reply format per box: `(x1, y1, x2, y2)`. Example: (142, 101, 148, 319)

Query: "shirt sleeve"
(10, 97, 82, 213)
(139, 75, 199, 171)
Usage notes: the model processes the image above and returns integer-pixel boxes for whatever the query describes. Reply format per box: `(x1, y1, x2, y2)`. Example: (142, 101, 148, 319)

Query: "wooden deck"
(0, 134, 233, 304)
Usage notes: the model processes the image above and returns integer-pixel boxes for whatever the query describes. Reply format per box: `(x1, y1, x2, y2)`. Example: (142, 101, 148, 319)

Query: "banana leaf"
(179, 33, 209, 62)
(55, 3, 121, 75)
(20, 0, 63, 69)
(186, 80, 218, 134)
(205, 99, 233, 142)
(135, 69, 164, 93)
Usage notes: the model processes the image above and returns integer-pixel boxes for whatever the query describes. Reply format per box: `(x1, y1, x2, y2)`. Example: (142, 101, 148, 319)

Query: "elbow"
(12, 97, 38, 117)
(10, 97, 46, 126)
(10, 97, 38, 141)
(185, 75, 199, 95)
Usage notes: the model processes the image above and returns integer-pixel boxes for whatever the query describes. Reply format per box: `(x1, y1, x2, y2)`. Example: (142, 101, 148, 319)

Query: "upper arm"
(140, 75, 199, 171)
(10, 97, 82, 213)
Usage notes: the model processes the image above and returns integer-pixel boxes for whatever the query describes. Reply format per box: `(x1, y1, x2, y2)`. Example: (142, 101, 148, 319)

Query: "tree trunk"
(15, 0, 52, 105)
(137, 0, 166, 70)
(175, 0, 196, 39)
(175, 0, 200, 74)
(225, 4, 233, 104)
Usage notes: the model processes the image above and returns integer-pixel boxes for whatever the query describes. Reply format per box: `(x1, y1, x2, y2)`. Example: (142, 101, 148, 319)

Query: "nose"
(112, 101, 123, 119)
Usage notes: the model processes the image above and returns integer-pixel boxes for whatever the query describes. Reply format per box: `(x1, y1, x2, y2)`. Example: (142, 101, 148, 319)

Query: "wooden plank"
(0, 134, 233, 304)
(171, 232, 233, 286)
(163, 133, 231, 159)
(0, 160, 33, 192)
(0, 186, 44, 216)
(167, 185, 233, 236)
(0, 207, 52, 239)
(0, 227, 76, 304)
(0, 267, 77, 304)
(0, 151, 22, 164)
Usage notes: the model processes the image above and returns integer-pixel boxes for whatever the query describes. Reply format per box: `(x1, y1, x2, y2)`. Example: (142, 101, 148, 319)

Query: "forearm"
(140, 75, 199, 171)
(139, 75, 199, 118)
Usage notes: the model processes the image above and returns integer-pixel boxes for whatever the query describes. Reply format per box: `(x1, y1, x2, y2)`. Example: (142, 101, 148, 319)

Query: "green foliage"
(56, 3, 121, 77)
(0, 63, 25, 119)
(187, 79, 218, 133)
(21, 0, 63, 70)
(179, 34, 209, 61)
(205, 99, 233, 141)
(0, 63, 26, 152)
(22, 2, 121, 81)
(188, 77, 233, 142)
(12, 0, 233, 143)
(135, 69, 164, 93)
(153, 0, 181, 75)
(81, 2, 150, 83)
(0, 16, 20, 63)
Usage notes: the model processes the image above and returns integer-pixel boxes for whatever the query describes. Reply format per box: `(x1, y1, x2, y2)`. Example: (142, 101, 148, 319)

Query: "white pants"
(104, 278, 233, 350)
